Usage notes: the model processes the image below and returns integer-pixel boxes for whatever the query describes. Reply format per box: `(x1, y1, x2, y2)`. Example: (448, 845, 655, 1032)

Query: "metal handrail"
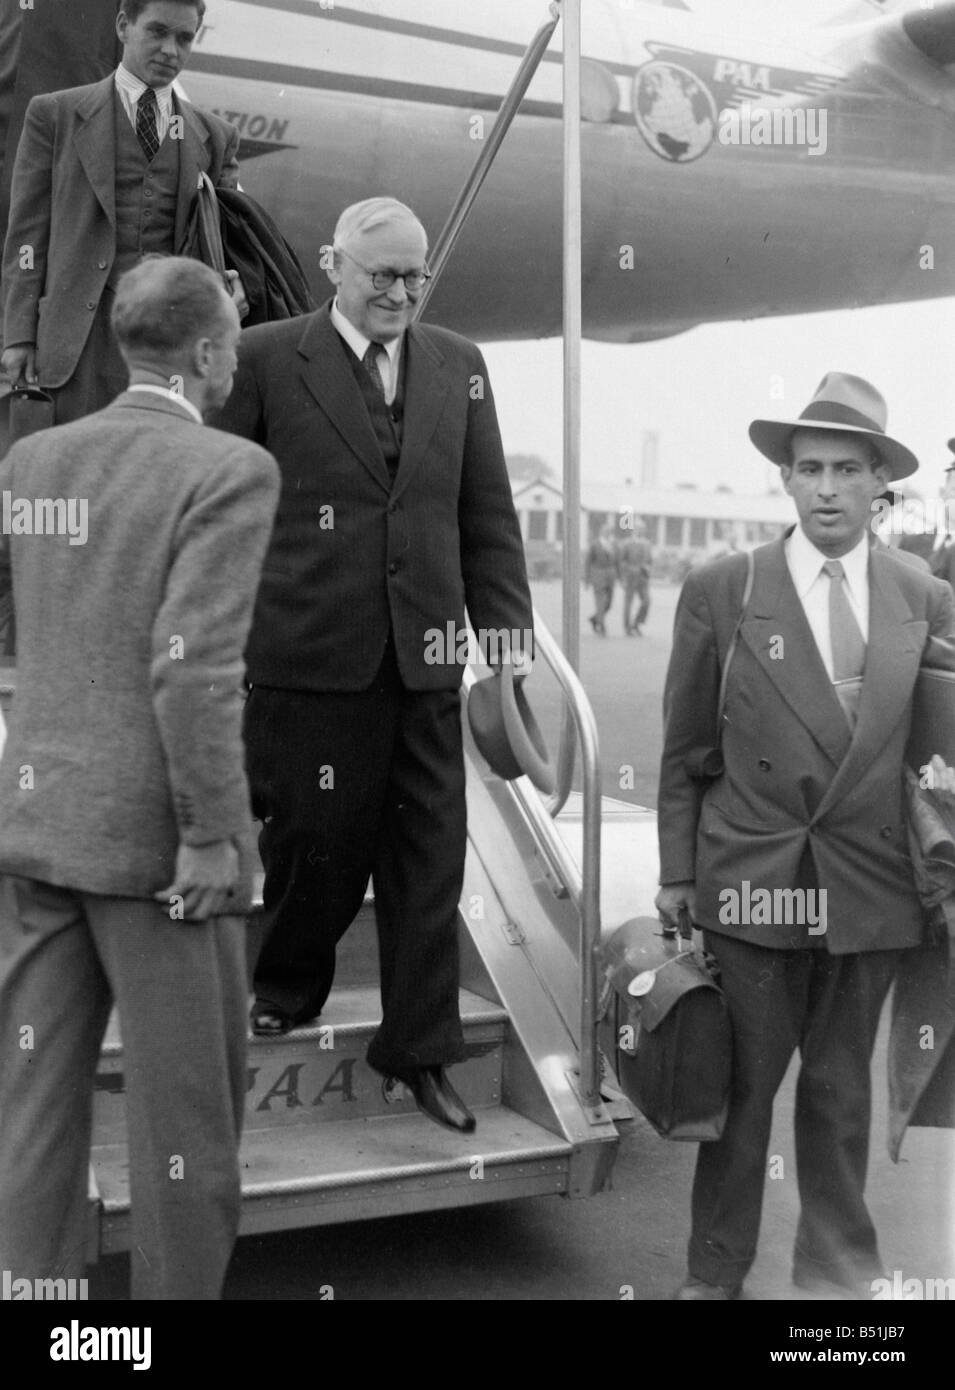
(467, 604, 602, 1112)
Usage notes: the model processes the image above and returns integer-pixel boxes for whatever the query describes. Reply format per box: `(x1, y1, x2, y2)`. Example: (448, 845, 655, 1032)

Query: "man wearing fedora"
(656, 372, 955, 1300)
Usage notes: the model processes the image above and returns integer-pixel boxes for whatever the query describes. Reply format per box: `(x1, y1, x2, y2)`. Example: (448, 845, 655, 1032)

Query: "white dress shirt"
(784, 525, 869, 681)
(115, 64, 175, 144)
(127, 384, 203, 424)
(330, 299, 402, 405)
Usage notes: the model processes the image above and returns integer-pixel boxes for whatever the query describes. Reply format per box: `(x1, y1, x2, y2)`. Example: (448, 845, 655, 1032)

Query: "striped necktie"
(136, 86, 161, 162)
(823, 559, 865, 727)
(362, 342, 387, 400)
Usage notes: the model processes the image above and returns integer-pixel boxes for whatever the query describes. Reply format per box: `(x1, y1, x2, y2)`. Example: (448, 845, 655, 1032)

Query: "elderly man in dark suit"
(656, 373, 955, 1301)
(1, 0, 243, 424)
(0, 257, 279, 1299)
(213, 196, 532, 1134)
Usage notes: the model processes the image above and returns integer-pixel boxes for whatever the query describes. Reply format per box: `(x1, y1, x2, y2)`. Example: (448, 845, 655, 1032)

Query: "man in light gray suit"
(0, 257, 279, 1299)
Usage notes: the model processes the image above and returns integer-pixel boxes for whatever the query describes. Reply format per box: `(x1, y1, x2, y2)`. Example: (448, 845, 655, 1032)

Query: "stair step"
(93, 989, 509, 1142)
(92, 1105, 571, 1247)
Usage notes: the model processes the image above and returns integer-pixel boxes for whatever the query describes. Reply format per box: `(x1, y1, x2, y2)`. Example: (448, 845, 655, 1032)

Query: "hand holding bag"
(597, 910, 732, 1141)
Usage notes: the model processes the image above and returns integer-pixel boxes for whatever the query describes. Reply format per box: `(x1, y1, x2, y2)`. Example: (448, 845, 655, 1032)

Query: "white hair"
(332, 197, 428, 254)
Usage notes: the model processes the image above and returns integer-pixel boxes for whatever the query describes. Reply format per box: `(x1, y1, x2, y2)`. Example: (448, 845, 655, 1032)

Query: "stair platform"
(93, 1105, 571, 1247)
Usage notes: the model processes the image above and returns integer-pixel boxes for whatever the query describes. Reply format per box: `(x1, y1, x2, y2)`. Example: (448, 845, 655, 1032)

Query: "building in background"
(511, 476, 793, 579)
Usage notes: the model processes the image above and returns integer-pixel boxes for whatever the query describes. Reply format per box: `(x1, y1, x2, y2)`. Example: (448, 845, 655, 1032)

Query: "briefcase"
(7, 385, 55, 441)
(597, 914, 732, 1141)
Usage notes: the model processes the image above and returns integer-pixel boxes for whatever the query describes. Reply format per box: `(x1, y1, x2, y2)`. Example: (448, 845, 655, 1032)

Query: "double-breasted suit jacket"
(1, 75, 239, 388)
(217, 302, 533, 692)
(659, 532, 955, 953)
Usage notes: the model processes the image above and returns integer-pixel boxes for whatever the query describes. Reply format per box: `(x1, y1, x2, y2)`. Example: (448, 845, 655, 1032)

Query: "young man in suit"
(0, 257, 279, 1299)
(213, 197, 533, 1134)
(656, 373, 955, 1301)
(1, 0, 243, 424)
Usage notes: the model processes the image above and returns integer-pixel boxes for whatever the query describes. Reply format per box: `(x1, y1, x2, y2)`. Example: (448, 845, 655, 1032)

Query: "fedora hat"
(467, 665, 555, 795)
(749, 372, 918, 481)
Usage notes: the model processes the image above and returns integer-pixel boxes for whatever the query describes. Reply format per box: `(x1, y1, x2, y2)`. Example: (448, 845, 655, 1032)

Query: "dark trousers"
(245, 642, 467, 1075)
(622, 574, 650, 631)
(0, 876, 247, 1299)
(688, 932, 900, 1291)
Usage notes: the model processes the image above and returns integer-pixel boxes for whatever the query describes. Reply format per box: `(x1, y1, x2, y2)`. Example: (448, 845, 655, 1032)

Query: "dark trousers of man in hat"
(212, 197, 532, 1131)
(657, 372, 955, 1300)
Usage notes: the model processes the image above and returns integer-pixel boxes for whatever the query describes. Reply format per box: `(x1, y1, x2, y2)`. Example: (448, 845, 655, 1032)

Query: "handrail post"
(562, 0, 600, 1109)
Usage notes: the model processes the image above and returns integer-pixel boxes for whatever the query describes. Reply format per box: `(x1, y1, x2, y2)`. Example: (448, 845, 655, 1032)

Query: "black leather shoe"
(674, 1277, 742, 1301)
(392, 1065, 476, 1133)
(250, 1005, 302, 1037)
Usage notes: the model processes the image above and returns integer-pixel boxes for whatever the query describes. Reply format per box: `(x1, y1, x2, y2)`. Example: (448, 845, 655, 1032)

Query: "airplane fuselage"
(177, 1, 955, 341)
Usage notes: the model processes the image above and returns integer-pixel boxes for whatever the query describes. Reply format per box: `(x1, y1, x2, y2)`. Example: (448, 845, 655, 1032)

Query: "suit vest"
(342, 332, 406, 481)
(111, 91, 180, 286)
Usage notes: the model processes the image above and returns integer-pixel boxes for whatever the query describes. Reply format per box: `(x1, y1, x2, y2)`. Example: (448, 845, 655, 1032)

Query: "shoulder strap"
(716, 548, 755, 732)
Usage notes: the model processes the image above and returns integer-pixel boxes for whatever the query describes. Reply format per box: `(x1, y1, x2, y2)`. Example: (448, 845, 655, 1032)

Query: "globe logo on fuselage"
(632, 61, 717, 163)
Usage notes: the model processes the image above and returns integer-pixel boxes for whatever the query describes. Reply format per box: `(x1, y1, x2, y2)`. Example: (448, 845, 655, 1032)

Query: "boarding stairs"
(84, 616, 632, 1254)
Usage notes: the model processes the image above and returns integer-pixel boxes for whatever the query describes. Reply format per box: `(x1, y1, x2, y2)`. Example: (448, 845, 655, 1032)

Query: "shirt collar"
(787, 523, 870, 601)
(127, 384, 203, 425)
(115, 63, 175, 114)
(330, 299, 402, 368)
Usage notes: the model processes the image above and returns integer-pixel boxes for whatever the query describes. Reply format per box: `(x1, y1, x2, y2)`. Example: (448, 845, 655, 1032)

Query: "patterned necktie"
(823, 559, 866, 727)
(136, 86, 161, 162)
(362, 342, 387, 400)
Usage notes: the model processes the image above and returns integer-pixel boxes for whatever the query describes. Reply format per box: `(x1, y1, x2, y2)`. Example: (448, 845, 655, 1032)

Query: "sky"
(482, 296, 955, 503)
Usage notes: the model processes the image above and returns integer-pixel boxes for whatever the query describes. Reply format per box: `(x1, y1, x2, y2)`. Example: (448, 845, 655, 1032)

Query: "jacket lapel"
(392, 325, 449, 497)
(296, 307, 392, 494)
(739, 536, 852, 770)
(174, 97, 211, 251)
(72, 76, 119, 227)
(814, 546, 927, 818)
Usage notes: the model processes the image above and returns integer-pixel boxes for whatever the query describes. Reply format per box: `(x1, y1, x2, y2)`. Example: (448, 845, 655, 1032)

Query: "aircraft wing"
(810, 0, 955, 112)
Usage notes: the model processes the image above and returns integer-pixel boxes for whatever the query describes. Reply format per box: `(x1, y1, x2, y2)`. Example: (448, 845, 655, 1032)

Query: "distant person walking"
(618, 521, 653, 635)
(585, 521, 618, 636)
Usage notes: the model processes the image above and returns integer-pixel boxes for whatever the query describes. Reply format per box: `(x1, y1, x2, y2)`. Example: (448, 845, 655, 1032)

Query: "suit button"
(86, 301, 96, 310)
(758, 758, 771, 771)
(388, 562, 398, 576)
(98, 260, 108, 270)
(880, 825, 893, 839)
(388, 502, 398, 514)
(144, 188, 153, 198)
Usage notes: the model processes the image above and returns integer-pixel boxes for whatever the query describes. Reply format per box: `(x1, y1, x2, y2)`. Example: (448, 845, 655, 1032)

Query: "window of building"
(528, 510, 548, 541)
(665, 516, 683, 547)
(689, 518, 707, 548)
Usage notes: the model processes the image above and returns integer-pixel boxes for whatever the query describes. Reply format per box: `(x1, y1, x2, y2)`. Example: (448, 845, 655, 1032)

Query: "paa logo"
(632, 61, 718, 163)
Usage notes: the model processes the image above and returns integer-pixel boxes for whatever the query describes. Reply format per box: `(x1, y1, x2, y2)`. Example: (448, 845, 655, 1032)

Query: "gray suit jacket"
(659, 532, 955, 952)
(1, 75, 239, 387)
(0, 392, 278, 898)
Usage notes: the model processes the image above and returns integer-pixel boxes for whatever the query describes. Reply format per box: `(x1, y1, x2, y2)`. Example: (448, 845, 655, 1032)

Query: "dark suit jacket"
(212, 303, 532, 692)
(0, 393, 278, 898)
(929, 537, 955, 589)
(658, 532, 955, 953)
(1, 75, 239, 387)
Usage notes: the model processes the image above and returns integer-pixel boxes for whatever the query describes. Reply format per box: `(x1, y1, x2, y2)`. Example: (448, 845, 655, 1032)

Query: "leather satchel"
(597, 912, 732, 1141)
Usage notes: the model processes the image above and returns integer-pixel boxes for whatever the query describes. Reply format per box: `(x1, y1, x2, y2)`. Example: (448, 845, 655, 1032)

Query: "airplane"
(167, 0, 955, 342)
(2, 0, 955, 345)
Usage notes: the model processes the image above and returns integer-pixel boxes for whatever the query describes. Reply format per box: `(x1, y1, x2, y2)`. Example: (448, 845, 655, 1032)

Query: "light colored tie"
(823, 559, 865, 727)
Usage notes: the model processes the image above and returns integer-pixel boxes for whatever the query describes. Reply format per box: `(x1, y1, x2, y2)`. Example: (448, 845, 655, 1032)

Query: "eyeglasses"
(336, 247, 432, 293)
